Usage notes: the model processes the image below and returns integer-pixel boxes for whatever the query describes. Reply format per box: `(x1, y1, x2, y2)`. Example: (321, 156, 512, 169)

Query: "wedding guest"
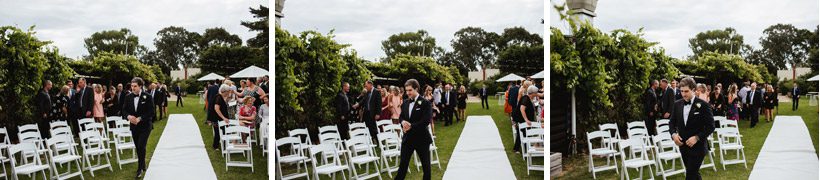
(93, 84, 106, 123)
(175, 83, 184, 107)
(117, 84, 128, 116)
(208, 84, 231, 150)
(672, 80, 682, 100)
(512, 86, 538, 153)
(792, 83, 800, 111)
(504, 83, 513, 115)
(457, 85, 467, 122)
(660, 79, 675, 119)
(53, 85, 71, 122)
(335, 82, 353, 139)
(644, 80, 659, 135)
(423, 86, 437, 135)
(395, 79, 432, 180)
(359, 81, 382, 141)
(380, 87, 392, 121)
(237, 96, 256, 141)
(390, 86, 402, 124)
(36, 80, 53, 139)
(670, 77, 714, 180)
(480, 84, 490, 109)
(747, 82, 762, 128)
(104, 86, 118, 117)
(122, 77, 154, 178)
(696, 83, 710, 103)
(710, 85, 725, 116)
(160, 85, 169, 119)
(763, 84, 776, 122)
(442, 84, 457, 126)
(738, 81, 751, 120)
(727, 84, 741, 121)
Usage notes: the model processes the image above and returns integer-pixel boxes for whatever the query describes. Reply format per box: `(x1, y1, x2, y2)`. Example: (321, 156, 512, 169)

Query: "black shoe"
(136, 170, 144, 178)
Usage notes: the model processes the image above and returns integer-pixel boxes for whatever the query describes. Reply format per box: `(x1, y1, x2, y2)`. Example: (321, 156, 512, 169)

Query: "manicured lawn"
(278, 97, 542, 179)
(554, 97, 819, 180)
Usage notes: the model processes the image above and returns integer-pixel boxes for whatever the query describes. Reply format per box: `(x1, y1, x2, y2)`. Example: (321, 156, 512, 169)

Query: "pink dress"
(93, 93, 104, 118)
(391, 95, 401, 120)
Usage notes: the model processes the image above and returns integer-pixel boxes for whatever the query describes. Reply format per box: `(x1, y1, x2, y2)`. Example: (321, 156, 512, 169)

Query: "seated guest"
(237, 96, 257, 128)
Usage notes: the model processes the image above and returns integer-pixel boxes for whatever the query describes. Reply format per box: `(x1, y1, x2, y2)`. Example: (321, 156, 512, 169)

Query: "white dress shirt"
(683, 96, 695, 126)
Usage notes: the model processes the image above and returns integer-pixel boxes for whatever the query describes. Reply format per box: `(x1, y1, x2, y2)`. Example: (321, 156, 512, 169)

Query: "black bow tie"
(684, 101, 692, 106)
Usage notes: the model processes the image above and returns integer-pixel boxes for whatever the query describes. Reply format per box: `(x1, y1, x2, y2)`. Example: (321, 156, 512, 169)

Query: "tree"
(368, 54, 462, 87)
(153, 26, 201, 79)
(199, 27, 242, 49)
(688, 28, 748, 57)
(70, 52, 166, 85)
(198, 45, 264, 76)
(497, 44, 544, 77)
(84, 28, 143, 57)
(381, 30, 442, 60)
(809, 26, 819, 73)
(759, 24, 813, 82)
(677, 52, 773, 84)
(449, 27, 499, 80)
(497, 27, 543, 51)
(242, 5, 269, 57)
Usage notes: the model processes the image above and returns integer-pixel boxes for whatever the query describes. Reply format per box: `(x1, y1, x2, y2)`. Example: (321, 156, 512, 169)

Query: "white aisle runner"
(442, 116, 515, 180)
(144, 114, 217, 180)
(749, 116, 818, 180)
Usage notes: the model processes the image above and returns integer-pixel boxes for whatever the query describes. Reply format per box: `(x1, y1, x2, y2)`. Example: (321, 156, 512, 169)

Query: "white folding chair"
(716, 128, 747, 170)
(275, 137, 310, 180)
(111, 127, 137, 169)
(0, 128, 10, 179)
(656, 119, 670, 129)
(377, 132, 401, 178)
(260, 119, 269, 156)
(78, 131, 113, 176)
(77, 118, 95, 131)
(319, 125, 339, 135)
(599, 123, 622, 152)
(375, 120, 393, 132)
(18, 124, 50, 162)
(524, 128, 544, 175)
(414, 125, 442, 171)
(82, 123, 111, 150)
(345, 136, 382, 180)
(308, 144, 348, 180)
(652, 133, 685, 180)
(518, 122, 543, 159)
(218, 121, 240, 156)
(319, 132, 349, 167)
(45, 134, 85, 180)
(8, 142, 49, 180)
(618, 138, 655, 180)
(586, 130, 618, 179)
(224, 126, 254, 172)
(627, 121, 646, 130)
(288, 128, 312, 160)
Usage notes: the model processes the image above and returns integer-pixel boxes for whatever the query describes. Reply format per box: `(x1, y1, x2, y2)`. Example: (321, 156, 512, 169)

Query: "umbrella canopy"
(197, 73, 225, 81)
(808, 74, 820, 81)
(531, 71, 544, 79)
(495, 73, 525, 82)
(229, 65, 269, 78)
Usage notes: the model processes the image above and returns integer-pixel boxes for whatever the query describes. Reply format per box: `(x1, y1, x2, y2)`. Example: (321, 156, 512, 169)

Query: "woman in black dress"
(763, 84, 777, 122)
(709, 86, 726, 116)
(52, 85, 71, 121)
(456, 85, 468, 122)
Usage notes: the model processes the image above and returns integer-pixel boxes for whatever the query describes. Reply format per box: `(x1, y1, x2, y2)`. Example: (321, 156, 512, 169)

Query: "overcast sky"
(279, 0, 544, 61)
(549, 0, 819, 59)
(0, 0, 268, 59)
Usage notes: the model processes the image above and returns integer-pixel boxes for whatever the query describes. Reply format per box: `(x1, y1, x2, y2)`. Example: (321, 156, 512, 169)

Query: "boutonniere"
(416, 100, 422, 105)
(696, 103, 701, 109)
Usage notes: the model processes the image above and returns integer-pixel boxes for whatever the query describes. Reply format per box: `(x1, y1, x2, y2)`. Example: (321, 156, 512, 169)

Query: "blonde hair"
(93, 84, 103, 93)
(60, 85, 70, 96)
(518, 80, 533, 98)
(243, 96, 254, 105)
(459, 85, 466, 93)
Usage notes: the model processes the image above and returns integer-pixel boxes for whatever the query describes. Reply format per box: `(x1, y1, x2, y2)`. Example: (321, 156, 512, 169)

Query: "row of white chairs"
(277, 119, 441, 180)
(512, 121, 544, 175)
(587, 116, 747, 179)
(216, 120, 255, 172)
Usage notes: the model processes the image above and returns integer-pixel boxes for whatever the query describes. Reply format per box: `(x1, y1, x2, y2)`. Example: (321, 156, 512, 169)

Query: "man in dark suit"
(660, 79, 676, 119)
(672, 80, 683, 100)
(335, 82, 353, 140)
(507, 82, 520, 112)
(175, 84, 184, 107)
(747, 82, 763, 128)
(36, 80, 53, 139)
(792, 83, 800, 111)
(396, 79, 432, 180)
(206, 81, 220, 115)
(480, 85, 490, 109)
(152, 83, 166, 121)
(442, 84, 457, 125)
(69, 78, 94, 135)
(644, 80, 659, 136)
(669, 77, 715, 180)
(359, 81, 381, 141)
(122, 77, 155, 178)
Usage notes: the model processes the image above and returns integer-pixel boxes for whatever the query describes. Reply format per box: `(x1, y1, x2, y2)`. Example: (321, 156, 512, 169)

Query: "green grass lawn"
(278, 97, 542, 179)
(554, 97, 819, 180)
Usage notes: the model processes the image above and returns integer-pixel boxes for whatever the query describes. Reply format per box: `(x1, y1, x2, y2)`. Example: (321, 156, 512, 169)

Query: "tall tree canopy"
(198, 27, 242, 49)
(381, 30, 442, 60)
(84, 28, 143, 57)
(242, 5, 269, 68)
(758, 24, 813, 81)
(152, 26, 201, 77)
(448, 27, 499, 77)
(688, 27, 749, 57)
(496, 26, 543, 51)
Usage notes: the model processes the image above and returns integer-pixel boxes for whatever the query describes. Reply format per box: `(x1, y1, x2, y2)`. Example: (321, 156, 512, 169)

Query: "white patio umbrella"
(197, 73, 225, 81)
(531, 71, 544, 79)
(495, 73, 525, 82)
(807, 74, 819, 81)
(229, 65, 269, 78)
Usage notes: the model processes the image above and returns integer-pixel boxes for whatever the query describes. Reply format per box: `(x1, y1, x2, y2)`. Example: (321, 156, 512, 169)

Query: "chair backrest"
(0, 128, 9, 146)
(525, 128, 543, 139)
(716, 127, 742, 144)
(720, 119, 738, 128)
(619, 138, 648, 159)
(346, 136, 375, 157)
(18, 124, 39, 134)
(275, 137, 302, 158)
(713, 116, 727, 121)
(657, 125, 670, 134)
(114, 120, 130, 129)
(375, 120, 393, 131)
(657, 119, 670, 127)
(349, 123, 367, 132)
(83, 122, 105, 132)
(225, 126, 251, 144)
(9, 142, 45, 168)
(78, 118, 95, 127)
(627, 121, 646, 130)
(586, 131, 611, 150)
(46, 134, 77, 155)
(350, 128, 370, 139)
(376, 132, 400, 151)
(288, 128, 311, 145)
(18, 131, 42, 144)
(111, 127, 132, 144)
(79, 131, 104, 150)
(50, 120, 69, 130)
(51, 127, 72, 137)
(309, 144, 340, 167)
(318, 132, 342, 147)
(599, 123, 620, 139)
(627, 128, 649, 139)
(318, 125, 338, 135)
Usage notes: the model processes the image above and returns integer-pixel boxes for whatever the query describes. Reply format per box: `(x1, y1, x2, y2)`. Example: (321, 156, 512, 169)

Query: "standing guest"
(76, 78, 94, 118)
(508, 82, 521, 114)
(53, 85, 71, 122)
(696, 84, 710, 103)
(359, 81, 382, 141)
(122, 77, 154, 178)
(205, 81, 219, 113)
(208, 84, 231, 150)
(36, 80, 53, 139)
(660, 79, 675, 119)
(423, 86, 437, 135)
(380, 87, 392, 121)
(92, 84, 106, 124)
(792, 83, 800, 111)
(504, 83, 513, 115)
(442, 84, 457, 126)
(335, 82, 353, 139)
(710, 86, 725, 116)
(162, 85, 170, 117)
(517, 81, 532, 107)
(117, 84, 129, 117)
(432, 83, 442, 121)
(669, 77, 715, 180)
(480, 84, 490, 109)
(390, 86, 402, 124)
(738, 81, 751, 120)
(763, 85, 777, 122)
(153, 84, 167, 121)
(258, 95, 269, 121)
(175, 84, 184, 107)
(457, 85, 467, 122)
(259, 75, 269, 94)
(395, 79, 432, 180)
(66, 80, 76, 97)
(726, 84, 741, 121)
(237, 96, 256, 142)
(512, 86, 539, 153)
(644, 80, 659, 136)
(672, 80, 683, 100)
(746, 82, 762, 128)
(104, 86, 118, 117)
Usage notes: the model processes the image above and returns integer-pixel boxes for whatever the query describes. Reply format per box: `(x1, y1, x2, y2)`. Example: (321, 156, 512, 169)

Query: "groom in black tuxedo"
(395, 79, 432, 180)
(669, 77, 715, 180)
(122, 77, 155, 178)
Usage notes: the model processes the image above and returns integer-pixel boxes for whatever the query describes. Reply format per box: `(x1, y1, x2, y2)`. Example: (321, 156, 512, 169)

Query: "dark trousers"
(363, 112, 378, 141)
(337, 116, 350, 140)
(443, 107, 453, 126)
(480, 96, 489, 109)
(680, 146, 705, 180)
(68, 115, 80, 137)
(513, 125, 526, 152)
(750, 107, 760, 127)
(793, 97, 799, 110)
(395, 142, 431, 180)
(156, 105, 163, 121)
(131, 128, 152, 171)
(645, 117, 657, 136)
(38, 118, 51, 139)
(176, 95, 184, 107)
(211, 123, 221, 149)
